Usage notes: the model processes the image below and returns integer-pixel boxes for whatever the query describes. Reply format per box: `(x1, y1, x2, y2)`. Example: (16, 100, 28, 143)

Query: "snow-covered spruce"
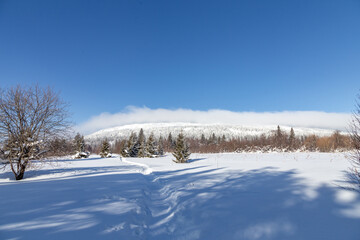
(172, 132, 191, 163)
(99, 139, 112, 158)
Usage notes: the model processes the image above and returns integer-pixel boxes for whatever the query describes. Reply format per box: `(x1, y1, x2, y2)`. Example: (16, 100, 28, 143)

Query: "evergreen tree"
(210, 133, 217, 144)
(100, 139, 111, 158)
(289, 128, 295, 150)
(167, 132, 175, 149)
(137, 128, 147, 157)
(158, 136, 164, 156)
(74, 133, 85, 153)
(275, 125, 283, 148)
(200, 134, 206, 144)
(146, 132, 156, 157)
(121, 133, 136, 157)
(129, 133, 139, 157)
(172, 132, 191, 163)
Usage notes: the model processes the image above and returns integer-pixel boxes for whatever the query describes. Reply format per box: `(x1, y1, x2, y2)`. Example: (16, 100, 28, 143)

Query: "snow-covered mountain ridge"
(85, 122, 338, 142)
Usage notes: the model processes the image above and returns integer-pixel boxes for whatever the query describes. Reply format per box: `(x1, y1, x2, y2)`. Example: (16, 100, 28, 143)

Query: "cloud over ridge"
(77, 106, 351, 134)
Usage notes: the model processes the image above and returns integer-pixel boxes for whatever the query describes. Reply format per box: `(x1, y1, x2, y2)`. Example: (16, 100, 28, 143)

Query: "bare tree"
(0, 85, 70, 180)
(350, 93, 360, 187)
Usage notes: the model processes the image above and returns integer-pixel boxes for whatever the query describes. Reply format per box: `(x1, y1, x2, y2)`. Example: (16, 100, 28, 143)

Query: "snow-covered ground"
(0, 153, 359, 240)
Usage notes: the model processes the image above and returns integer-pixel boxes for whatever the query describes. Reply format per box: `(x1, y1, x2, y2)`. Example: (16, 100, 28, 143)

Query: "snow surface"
(0, 153, 359, 240)
(85, 122, 337, 143)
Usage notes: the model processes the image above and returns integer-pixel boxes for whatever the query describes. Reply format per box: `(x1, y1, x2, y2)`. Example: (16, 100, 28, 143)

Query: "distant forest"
(48, 126, 352, 157)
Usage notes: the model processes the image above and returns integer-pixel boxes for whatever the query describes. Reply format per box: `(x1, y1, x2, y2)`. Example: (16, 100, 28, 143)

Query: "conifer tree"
(167, 132, 175, 150)
(146, 132, 156, 157)
(275, 125, 283, 148)
(172, 132, 191, 163)
(74, 133, 85, 153)
(129, 132, 139, 157)
(200, 134, 206, 144)
(158, 136, 164, 156)
(210, 133, 217, 144)
(137, 128, 147, 157)
(100, 138, 111, 158)
(289, 128, 295, 150)
(121, 132, 135, 157)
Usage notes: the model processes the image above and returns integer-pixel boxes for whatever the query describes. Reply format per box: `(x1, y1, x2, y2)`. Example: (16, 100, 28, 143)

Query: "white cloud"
(76, 106, 352, 134)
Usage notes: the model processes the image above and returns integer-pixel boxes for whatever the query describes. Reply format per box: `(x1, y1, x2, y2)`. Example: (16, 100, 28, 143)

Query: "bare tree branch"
(0, 84, 71, 180)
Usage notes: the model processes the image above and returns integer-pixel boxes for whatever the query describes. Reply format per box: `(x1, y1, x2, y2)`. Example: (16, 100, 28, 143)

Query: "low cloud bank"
(77, 106, 351, 134)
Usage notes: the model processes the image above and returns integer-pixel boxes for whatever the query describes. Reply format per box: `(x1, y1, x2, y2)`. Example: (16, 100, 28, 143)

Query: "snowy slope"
(85, 122, 336, 143)
(0, 153, 359, 240)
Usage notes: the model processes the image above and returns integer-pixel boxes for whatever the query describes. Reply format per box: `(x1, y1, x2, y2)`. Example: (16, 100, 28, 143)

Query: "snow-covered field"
(0, 153, 359, 240)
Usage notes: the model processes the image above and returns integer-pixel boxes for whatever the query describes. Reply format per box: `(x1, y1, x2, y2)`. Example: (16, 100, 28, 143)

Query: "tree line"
(87, 126, 351, 156)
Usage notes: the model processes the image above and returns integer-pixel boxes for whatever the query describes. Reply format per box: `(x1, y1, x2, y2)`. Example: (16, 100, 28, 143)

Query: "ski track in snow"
(119, 156, 186, 238)
(0, 153, 360, 240)
(121, 157, 153, 175)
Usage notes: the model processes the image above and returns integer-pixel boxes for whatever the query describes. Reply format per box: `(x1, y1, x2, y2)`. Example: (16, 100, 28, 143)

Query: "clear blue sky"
(0, 0, 359, 125)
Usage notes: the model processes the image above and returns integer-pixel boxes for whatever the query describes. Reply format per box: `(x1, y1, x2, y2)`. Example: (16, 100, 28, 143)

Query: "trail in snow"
(119, 156, 183, 238)
(120, 156, 153, 175)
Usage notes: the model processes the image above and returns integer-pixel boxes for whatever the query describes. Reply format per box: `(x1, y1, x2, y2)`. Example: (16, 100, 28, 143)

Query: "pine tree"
(74, 133, 85, 153)
(158, 136, 164, 156)
(172, 132, 191, 163)
(121, 132, 135, 157)
(137, 128, 147, 157)
(210, 133, 217, 144)
(289, 128, 295, 150)
(146, 132, 156, 157)
(167, 132, 176, 149)
(129, 132, 139, 157)
(100, 138, 111, 158)
(275, 125, 283, 148)
(73, 133, 88, 158)
(200, 134, 206, 144)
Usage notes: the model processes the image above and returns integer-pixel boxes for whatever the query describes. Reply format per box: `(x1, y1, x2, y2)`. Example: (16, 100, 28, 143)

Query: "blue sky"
(0, 0, 359, 130)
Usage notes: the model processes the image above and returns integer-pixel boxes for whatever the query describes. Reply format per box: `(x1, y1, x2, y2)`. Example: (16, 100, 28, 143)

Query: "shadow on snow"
(0, 162, 359, 240)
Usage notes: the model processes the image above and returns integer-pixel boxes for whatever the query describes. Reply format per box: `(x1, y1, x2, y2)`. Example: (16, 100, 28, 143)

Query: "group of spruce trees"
(116, 129, 191, 163)
(120, 129, 164, 158)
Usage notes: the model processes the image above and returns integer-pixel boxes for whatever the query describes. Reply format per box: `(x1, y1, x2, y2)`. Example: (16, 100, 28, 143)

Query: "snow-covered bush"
(99, 139, 111, 158)
(74, 151, 90, 159)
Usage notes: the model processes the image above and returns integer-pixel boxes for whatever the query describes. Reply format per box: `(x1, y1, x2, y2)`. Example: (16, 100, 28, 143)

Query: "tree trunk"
(9, 159, 27, 180)
(15, 169, 25, 180)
